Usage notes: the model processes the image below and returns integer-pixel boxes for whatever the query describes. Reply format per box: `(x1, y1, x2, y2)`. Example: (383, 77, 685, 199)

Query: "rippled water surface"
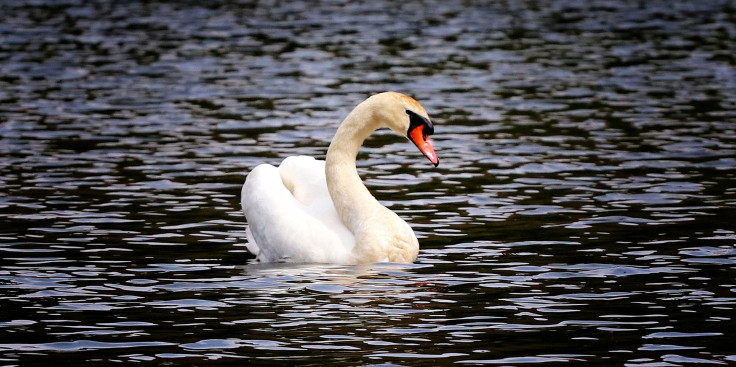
(2, 0, 736, 365)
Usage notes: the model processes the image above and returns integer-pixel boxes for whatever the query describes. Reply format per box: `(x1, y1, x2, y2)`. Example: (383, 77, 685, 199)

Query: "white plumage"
(242, 156, 355, 263)
(241, 92, 438, 264)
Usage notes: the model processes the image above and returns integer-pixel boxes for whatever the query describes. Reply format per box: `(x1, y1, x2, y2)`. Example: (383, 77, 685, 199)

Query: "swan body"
(241, 92, 438, 264)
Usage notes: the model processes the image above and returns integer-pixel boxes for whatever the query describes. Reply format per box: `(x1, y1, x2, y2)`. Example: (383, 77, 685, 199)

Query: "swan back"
(242, 157, 355, 263)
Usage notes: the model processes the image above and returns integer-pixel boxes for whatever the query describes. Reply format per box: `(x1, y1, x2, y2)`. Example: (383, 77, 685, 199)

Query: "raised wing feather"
(241, 156, 355, 263)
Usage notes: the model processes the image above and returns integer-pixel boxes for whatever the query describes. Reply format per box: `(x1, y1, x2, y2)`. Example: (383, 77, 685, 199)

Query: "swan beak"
(409, 124, 439, 167)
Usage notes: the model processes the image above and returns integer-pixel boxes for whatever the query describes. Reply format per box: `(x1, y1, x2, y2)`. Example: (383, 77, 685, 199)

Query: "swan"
(241, 92, 438, 264)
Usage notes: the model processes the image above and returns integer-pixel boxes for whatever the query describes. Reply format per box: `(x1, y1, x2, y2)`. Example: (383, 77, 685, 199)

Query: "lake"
(1, 0, 735, 365)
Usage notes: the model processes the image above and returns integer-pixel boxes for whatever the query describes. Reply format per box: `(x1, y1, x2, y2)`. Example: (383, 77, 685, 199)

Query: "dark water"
(1, 0, 735, 365)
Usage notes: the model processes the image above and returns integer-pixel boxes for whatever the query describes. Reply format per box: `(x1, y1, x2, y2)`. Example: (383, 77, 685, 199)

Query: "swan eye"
(406, 109, 434, 137)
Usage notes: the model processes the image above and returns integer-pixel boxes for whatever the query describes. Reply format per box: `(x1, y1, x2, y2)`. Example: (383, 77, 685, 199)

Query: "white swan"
(241, 92, 438, 264)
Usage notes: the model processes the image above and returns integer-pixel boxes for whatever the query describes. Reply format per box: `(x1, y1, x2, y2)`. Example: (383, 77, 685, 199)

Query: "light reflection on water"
(1, 0, 736, 365)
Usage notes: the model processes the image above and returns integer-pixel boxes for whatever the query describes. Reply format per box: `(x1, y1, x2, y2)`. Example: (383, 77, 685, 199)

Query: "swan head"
(368, 92, 439, 167)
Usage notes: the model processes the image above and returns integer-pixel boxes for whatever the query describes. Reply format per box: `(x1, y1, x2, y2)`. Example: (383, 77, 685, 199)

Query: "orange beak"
(409, 124, 439, 167)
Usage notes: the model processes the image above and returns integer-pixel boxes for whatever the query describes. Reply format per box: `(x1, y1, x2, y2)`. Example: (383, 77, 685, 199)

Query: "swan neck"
(325, 104, 383, 231)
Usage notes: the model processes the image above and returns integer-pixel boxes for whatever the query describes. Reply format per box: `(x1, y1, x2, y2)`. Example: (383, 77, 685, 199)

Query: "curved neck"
(325, 104, 383, 232)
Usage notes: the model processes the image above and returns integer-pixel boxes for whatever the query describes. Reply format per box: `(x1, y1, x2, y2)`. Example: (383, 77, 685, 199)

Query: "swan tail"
(244, 225, 261, 259)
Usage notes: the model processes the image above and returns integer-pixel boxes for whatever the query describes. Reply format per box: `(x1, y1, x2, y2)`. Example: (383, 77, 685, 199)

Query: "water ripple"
(1, 0, 735, 365)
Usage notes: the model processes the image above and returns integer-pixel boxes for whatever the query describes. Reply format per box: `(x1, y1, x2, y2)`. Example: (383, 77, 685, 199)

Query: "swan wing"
(241, 156, 355, 263)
